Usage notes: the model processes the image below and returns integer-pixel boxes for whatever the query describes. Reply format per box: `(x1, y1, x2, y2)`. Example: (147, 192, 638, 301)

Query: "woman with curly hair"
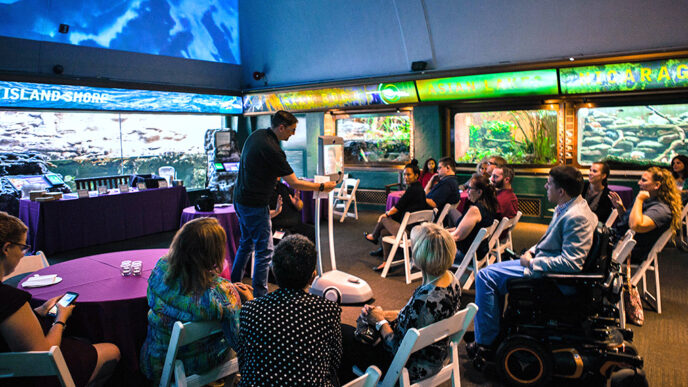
(610, 167, 682, 264)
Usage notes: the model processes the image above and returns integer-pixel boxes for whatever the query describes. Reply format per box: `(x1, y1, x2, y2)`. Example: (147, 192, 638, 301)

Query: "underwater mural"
(578, 103, 688, 166)
(0, 110, 223, 190)
(336, 113, 411, 165)
(454, 109, 558, 165)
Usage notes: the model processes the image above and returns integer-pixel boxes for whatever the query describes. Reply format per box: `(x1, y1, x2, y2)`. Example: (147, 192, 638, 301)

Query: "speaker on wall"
(411, 61, 427, 72)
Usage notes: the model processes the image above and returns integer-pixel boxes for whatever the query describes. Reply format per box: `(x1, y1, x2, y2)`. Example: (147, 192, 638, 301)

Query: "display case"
(335, 112, 412, 165)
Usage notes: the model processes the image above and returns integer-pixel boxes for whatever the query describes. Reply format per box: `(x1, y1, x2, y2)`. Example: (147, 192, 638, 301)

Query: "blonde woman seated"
(0, 211, 120, 387)
(340, 223, 462, 383)
(140, 217, 253, 384)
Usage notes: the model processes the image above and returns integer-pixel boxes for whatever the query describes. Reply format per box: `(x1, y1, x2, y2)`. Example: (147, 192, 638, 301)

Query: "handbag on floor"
(623, 260, 644, 326)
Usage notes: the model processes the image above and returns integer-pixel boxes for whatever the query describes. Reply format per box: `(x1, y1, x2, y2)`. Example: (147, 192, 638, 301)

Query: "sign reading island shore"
(560, 58, 688, 94)
(0, 81, 243, 114)
(416, 69, 559, 101)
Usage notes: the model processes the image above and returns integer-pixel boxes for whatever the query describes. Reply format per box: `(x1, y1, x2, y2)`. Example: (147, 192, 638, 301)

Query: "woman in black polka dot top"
(237, 234, 342, 386)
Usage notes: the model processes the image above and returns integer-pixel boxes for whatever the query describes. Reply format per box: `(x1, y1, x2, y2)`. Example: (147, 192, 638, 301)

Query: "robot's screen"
(323, 144, 343, 176)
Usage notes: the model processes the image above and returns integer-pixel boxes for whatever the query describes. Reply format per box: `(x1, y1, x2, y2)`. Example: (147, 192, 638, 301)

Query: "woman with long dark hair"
(419, 158, 437, 189)
(671, 154, 688, 191)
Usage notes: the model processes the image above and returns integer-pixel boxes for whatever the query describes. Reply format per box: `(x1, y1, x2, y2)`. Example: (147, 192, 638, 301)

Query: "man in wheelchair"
(469, 166, 646, 385)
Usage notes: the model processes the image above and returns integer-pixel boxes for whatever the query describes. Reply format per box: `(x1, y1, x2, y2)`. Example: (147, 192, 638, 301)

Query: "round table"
(180, 205, 240, 278)
(386, 190, 404, 211)
(608, 185, 634, 210)
(20, 249, 167, 386)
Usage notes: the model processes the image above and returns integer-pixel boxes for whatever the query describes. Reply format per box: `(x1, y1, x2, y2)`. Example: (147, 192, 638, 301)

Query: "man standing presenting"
(468, 166, 597, 356)
(232, 110, 336, 297)
(490, 165, 519, 219)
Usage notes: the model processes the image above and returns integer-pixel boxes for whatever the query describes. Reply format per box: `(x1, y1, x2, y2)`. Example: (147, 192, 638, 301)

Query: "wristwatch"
(375, 319, 389, 331)
(319, 183, 324, 192)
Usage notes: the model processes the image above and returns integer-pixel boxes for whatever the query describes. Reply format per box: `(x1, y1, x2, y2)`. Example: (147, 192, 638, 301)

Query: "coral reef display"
(578, 104, 688, 165)
(454, 109, 558, 165)
(336, 114, 411, 164)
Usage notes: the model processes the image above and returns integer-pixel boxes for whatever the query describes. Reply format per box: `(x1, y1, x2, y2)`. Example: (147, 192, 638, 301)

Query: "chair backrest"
(681, 203, 688, 221)
(488, 217, 509, 251)
(503, 211, 522, 237)
(647, 227, 673, 261)
(434, 203, 457, 226)
(3, 251, 49, 281)
(343, 365, 382, 387)
(580, 223, 611, 274)
(604, 208, 619, 228)
(394, 209, 436, 240)
(0, 346, 75, 387)
(160, 320, 236, 387)
(381, 303, 479, 387)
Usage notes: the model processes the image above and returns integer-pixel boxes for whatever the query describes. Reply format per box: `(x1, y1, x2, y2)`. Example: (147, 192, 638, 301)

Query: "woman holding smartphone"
(0, 211, 120, 386)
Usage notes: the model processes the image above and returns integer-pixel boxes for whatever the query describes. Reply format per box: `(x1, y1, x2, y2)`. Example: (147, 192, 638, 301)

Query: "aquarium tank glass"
(0, 110, 223, 190)
(335, 113, 411, 165)
(578, 103, 688, 166)
(453, 109, 558, 165)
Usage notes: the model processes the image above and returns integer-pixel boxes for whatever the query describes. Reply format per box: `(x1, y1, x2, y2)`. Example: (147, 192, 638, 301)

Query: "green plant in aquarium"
(509, 111, 557, 164)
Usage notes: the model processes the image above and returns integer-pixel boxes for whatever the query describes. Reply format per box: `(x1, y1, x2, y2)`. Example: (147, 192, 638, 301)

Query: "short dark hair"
(549, 165, 584, 197)
(438, 156, 456, 170)
(490, 156, 507, 168)
(272, 234, 317, 289)
(405, 160, 421, 176)
(496, 165, 515, 182)
(271, 110, 298, 129)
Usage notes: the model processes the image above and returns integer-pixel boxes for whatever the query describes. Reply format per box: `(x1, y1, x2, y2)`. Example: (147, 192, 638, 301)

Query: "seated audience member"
(269, 177, 315, 242)
(140, 217, 252, 384)
(485, 155, 506, 176)
(490, 165, 519, 219)
(419, 158, 437, 189)
(469, 166, 597, 355)
(365, 161, 429, 264)
(582, 161, 613, 222)
(459, 160, 489, 191)
(449, 174, 498, 262)
(340, 223, 461, 383)
(425, 157, 460, 211)
(610, 167, 682, 264)
(238, 235, 342, 386)
(0, 211, 120, 387)
(671, 154, 688, 192)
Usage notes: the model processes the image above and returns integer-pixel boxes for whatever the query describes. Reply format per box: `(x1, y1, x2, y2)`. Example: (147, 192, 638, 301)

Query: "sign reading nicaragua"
(0, 80, 243, 114)
(560, 58, 688, 94)
(242, 82, 418, 114)
(415, 69, 558, 101)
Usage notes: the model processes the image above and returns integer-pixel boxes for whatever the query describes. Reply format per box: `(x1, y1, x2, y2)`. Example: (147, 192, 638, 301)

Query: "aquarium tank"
(0, 110, 224, 190)
(453, 109, 558, 165)
(335, 113, 411, 165)
(578, 103, 688, 166)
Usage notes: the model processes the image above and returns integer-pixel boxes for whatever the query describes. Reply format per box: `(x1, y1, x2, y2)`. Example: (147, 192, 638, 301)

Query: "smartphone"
(48, 292, 79, 317)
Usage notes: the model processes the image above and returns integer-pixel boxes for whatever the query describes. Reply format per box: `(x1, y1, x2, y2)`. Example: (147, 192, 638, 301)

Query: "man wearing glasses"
(425, 156, 460, 212)
(485, 155, 506, 176)
(232, 110, 336, 297)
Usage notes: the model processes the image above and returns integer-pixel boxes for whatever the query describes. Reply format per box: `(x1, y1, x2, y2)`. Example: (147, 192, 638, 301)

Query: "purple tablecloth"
(386, 190, 404, 211)
(20, 249, 166, 386)
(19, 186, 189, 255)
(180, 205, 239, 278)
(608, 184, 634, 210)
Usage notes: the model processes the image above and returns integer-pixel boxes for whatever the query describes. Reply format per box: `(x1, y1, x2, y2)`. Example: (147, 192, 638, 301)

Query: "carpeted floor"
(22, 208, 688, 386)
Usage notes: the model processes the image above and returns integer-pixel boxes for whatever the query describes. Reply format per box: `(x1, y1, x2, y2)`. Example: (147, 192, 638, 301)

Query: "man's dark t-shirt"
(235, 129, 293, 207)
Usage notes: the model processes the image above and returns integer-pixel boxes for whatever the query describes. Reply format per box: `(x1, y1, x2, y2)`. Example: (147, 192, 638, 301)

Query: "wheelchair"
(473, 224, 647, 386)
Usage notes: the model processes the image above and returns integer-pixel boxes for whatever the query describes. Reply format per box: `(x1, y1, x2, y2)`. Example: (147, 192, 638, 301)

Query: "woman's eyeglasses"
(7, 242, 32, 254)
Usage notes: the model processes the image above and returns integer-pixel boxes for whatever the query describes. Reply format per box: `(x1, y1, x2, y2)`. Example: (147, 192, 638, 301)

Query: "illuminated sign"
(242, 82, 418, 114)
(0, 81, 243, 114)
(560, 58, 688, 94)
(416, 69, 558, 101)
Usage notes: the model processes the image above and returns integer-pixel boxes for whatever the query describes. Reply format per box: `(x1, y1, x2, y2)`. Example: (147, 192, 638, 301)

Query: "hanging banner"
(560, 58, 688, 94)
(0, 80, 243, 114)
(416, 69, 558, 101)
(242, 81, 418, 114)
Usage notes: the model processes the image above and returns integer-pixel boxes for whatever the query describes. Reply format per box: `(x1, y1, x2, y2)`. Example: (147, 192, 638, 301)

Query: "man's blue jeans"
(474, 260, 525, 346)
(231, 203, 273, 297)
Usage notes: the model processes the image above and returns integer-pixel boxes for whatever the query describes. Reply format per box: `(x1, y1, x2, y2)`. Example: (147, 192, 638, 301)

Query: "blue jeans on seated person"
(474, 260, 525, 346)
(231, 203, 273, 297)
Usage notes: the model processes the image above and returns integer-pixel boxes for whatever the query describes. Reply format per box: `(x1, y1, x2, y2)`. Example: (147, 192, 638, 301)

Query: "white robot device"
(309, 136, 373, 304)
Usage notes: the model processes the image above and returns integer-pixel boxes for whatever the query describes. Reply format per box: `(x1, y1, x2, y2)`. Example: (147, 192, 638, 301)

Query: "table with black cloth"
(608, 184, 634, 210)
(19, 249, 166, 386)
(19, 186, 189, 255)
(180, 205, 240, 279)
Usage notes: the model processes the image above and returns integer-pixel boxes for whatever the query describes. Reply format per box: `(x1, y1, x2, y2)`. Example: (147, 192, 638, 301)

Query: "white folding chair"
(159, 321, 239, 387)
(434, 203, 458, 226)
(343, 365, 382, 387)
(381, 209, 435, 284)
(333, 178, 360, 222)
(487, 217, 509, 263)
(453, 220, 499, 291)
(353, 303, 478, 387)
(604, 208, 619, 229)
(2, 251, 49, 281)
(0, 346, 75, 387)
(677, 204, 688, 250)
(611, 230, 636, 329)
(628, 228, 672, 314)
(490, 211, 522, 263)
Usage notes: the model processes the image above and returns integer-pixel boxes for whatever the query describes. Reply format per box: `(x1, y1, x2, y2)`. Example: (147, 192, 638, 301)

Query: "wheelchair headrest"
(581, 222, 611, 274)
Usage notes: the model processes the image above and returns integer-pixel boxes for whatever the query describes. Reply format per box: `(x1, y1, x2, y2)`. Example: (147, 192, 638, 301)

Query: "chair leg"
(381, 242, 400, 278)
(340, 197, 351, 223)
(403, 243, 411, 285)
(353, 198, 358, 220)
(654, 258, 661, 314)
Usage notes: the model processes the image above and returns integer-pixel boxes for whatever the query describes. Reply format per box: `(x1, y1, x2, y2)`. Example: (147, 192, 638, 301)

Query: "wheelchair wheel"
(496, 337, 553, 386)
